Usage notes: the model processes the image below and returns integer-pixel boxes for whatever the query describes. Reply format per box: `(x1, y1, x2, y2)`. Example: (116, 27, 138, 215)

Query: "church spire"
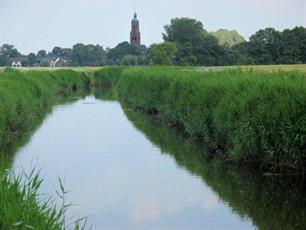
(130, 11, 141, 46)
(134, 8, 137, 18)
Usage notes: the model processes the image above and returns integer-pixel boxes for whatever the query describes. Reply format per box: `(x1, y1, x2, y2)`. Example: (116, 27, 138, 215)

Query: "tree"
(0, 47, 10, 66)
(121, 55, 137, 66)
(248, 28, 281, 64)
(210, 29, 245, 47)
(163, 18, 208, 46)
(22, 53, 37, 67)
(196, 35, 225, 66)
(39, 59, 49, 67)
(231, 42, 255, 65)
(106, 41, 145, 65)
(61, 48, 73, 60)
(72, 43, 106, 66)
(279, 27, 306, 64)
(162, 17, 225, 66)
(27, 53, 37, 65)
(148, 42, 177, 65)
(36, 50, 47, 63)
(0, 54, 10, 66)
(51, 46, 63, 57)
(1, 44, 21, 58)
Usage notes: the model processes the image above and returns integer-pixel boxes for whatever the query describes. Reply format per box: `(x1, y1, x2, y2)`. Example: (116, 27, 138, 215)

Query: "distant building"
(130, 12, 141, 46)
(11, 60, 22, 67)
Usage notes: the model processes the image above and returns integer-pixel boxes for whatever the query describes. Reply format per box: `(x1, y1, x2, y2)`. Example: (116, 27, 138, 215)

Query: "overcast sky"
(0, 0, 305, 54)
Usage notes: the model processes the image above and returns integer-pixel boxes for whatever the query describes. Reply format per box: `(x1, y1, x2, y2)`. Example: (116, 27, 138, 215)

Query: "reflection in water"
(9, 92, 306, 229)
(0, 95, 86, 175)
(123, 106, 306, 230)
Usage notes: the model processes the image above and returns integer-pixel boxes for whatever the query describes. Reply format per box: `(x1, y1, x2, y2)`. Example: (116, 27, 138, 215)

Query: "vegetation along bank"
(0, 66, 305, 228)
(94, 67, 306, 172)
(0, 68, 90, 229)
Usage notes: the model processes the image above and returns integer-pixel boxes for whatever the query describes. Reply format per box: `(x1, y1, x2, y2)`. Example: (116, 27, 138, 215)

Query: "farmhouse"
(11, 60, 22, 67)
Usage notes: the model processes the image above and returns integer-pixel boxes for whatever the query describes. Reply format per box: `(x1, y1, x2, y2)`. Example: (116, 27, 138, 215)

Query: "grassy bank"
(95, 67, 306, 172)
(0, 68, 90, 153)
(0, 68, 90, 228)
(124, 108, 306, 230)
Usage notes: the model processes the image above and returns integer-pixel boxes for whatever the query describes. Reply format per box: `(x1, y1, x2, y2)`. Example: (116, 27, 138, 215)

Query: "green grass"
(0, 65, 305, 227)
(96, 66, 306, 172)
(0, 68, 90, 229)
(0, 169, 63, 230)
(0, 167, 87, 230)
(123, 107, 306, 230)
(0, 68, 90, 153)
(93, 67, 125, 88)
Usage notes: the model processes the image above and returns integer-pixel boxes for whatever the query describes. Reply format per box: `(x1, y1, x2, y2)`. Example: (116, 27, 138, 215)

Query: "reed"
(0, 68, 90, 153)
(0, 68, 90, 229)
(114, 67, 306, 171)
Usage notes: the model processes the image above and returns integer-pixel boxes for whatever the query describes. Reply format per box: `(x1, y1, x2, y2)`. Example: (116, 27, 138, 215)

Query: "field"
(1, 64, 306, 73)
(197, 64, 306, 72)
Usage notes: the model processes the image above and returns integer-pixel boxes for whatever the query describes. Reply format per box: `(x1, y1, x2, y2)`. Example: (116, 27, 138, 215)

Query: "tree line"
(0, 17, 305, 67)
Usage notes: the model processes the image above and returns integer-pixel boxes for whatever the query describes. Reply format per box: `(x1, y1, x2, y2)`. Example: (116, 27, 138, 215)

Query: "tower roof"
(132, 12, 138, 21)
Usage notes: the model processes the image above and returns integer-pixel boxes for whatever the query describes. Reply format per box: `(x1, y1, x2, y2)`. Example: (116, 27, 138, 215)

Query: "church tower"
(130, 12, 141, 46)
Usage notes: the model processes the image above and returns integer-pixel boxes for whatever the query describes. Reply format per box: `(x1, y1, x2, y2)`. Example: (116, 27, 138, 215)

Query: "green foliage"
(148, 42, 177, 65)
(0, 44, 21, 67)
(211, 29, 245, 47)
(0, 170, 63, 229)
(72, 43, 106, 66)
(39, 59, 50, 67)
(0, 69, 91, 229)
(0, 167, 88, 230)
(1, 44, 21, 58)
(0, 68, 90, 153)
(163, 17, 208, 45)
(2, 23, 306, 67)
(162, 17, 227, 66)
(124, 108, 306, 230)
(279, 27, 306, 64)
(106, 41, 145, 65)
(116, 67, 306, 171)
(93, 67, 125, 89)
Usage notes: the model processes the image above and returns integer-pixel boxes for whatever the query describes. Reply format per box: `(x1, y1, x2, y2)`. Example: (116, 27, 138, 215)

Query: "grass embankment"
(124, 108, 306, 229)
(0, 68, 90, 229)
(0, 68, 90, 153)
(95, 67, 306, 172)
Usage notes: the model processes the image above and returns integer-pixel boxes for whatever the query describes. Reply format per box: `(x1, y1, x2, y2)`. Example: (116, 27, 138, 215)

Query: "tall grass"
(93, 67, 125, 89)
(0, 168, 87, 230)
(0, 68, 91, 229)
(0, 169, 63, 229)
(123, 107, 306, 230)
(103, 66, 305, 171)
(0, 68, 90, 153)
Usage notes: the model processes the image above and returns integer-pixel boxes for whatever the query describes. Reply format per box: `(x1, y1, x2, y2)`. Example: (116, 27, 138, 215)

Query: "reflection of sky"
(12, 96, 255, 229)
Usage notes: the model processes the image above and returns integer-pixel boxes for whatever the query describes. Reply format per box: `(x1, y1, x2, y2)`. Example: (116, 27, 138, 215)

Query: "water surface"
(10, 95, 305, 229)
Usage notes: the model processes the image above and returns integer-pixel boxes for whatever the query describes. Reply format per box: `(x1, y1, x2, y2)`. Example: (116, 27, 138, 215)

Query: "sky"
(0, 0, 305, 54)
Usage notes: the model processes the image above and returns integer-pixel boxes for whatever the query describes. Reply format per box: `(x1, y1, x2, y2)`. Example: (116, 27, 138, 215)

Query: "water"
(10, 95, 306, 229)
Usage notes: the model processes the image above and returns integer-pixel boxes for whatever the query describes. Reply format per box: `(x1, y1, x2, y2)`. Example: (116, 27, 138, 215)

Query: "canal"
(10, 94, 306, 229)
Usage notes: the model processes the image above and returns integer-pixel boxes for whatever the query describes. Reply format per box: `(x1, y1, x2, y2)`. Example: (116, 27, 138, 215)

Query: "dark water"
(10, 95, 306, 229)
